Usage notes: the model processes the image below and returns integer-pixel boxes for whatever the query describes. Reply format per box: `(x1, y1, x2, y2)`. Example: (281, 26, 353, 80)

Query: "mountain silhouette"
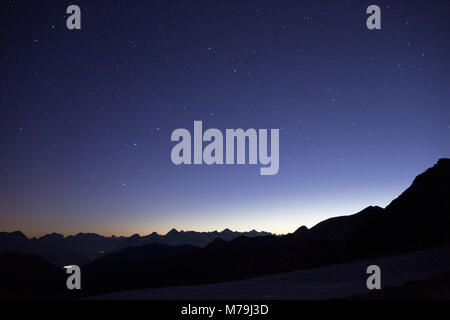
(1, 158, 450, 299)
(343, 158, 450, 258)
(0, 228, 271, 266)
(80, 158, 450, 296)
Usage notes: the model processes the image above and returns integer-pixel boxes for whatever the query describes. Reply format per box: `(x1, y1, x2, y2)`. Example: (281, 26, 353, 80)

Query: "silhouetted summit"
(0, 231, 29, 251)
(386, 158, 450, 216)
(222, 228, 233, 234)
(344, 158, 450, 256)
(167, 228, 179, 235)
(40, 233, 64, 241)
(294, 226, 308, 234)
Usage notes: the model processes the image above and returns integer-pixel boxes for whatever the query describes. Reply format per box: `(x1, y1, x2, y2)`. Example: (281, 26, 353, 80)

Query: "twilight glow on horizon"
(1, 1, 449, 238)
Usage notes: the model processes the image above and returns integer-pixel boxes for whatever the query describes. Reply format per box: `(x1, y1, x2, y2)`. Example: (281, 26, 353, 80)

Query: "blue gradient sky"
(1, 0, 449, 237)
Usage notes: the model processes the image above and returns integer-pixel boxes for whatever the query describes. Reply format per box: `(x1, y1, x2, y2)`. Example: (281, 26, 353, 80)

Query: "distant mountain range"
(1, 158, 449, 299)
(0, 228, 272, 266)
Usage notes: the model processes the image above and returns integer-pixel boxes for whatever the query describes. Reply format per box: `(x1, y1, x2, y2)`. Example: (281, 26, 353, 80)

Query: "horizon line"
(1, 227, 285, 240)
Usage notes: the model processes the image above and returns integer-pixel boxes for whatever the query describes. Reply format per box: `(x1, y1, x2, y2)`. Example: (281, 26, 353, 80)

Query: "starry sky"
(1, 0, 449, 237)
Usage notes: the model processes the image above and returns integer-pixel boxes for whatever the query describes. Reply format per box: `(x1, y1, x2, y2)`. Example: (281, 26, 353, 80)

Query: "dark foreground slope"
(350, 269, 450, 300)
(0, 252, 68, 299)
(81, 159, 450, 297)
(90, 246, 450, 300)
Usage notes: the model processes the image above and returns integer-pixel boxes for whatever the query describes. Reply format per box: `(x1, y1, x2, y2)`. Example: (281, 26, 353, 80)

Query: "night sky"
(1, 0, 449, 237)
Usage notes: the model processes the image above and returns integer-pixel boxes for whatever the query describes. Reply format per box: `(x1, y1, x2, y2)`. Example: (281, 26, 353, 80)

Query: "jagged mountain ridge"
(0, 228, 272, 266)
